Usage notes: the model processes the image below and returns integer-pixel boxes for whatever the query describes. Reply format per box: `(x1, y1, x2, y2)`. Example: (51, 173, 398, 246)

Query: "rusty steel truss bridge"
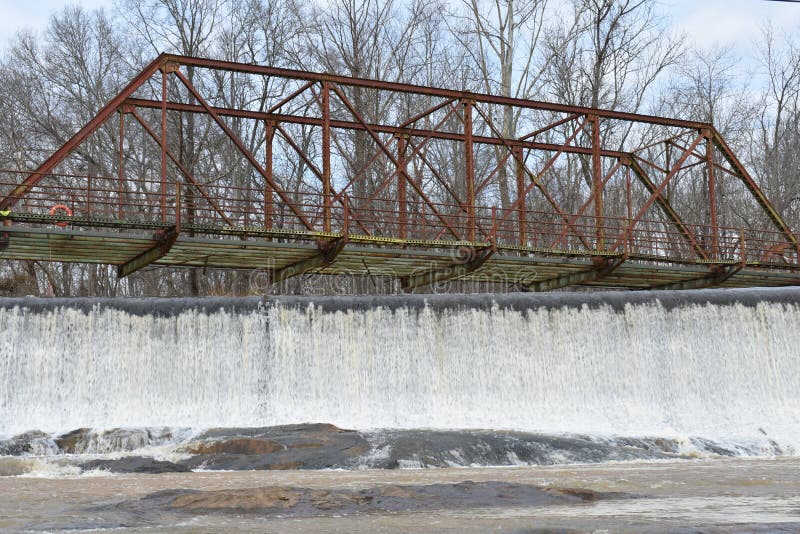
(1, 54, 800, 291)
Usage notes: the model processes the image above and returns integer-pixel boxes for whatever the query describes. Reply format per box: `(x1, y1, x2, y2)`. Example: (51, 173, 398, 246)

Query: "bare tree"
(753, 25, 800, 225)
(0, 6, 129, 297)
(658, 46, 756, 230)
(448, 0, 580, 209)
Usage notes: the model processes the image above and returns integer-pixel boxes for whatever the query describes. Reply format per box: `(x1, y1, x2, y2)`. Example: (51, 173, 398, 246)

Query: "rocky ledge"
(116, 481, 628, 518)
(2, 422, 763, 476)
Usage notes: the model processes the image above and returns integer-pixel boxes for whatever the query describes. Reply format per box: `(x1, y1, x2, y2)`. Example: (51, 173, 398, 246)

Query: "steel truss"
(1, 53, 799, 291)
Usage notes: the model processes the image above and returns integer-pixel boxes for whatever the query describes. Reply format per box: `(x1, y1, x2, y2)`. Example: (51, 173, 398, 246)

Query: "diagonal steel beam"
(399, 98, 456, 128)
(271, 236, 347, 284)
(711, 129, 799, 252)
(626, 157, 708, 260)
(518, 114, 582, 141)
(360, 103, 461, 206)
(611, 134, 706, 256)
(524, 257, 625, 292)
(501, 115, 593, 250)
(550, 159, 623, 250)
(117, 225, 179, 278)
(401, 246, 495, 290)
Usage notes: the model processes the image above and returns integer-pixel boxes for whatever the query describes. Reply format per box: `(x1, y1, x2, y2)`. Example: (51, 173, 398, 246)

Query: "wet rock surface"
(178, 423, 371, 471)
(363, 430, 688, 468)
(55, 427, 176, 454)
(0, 423, 727, 475)
(0, 431, 57, 456)
(81, 457, 190, 474)
(172, 424, 695, 472)
(119, 481, 627, 518)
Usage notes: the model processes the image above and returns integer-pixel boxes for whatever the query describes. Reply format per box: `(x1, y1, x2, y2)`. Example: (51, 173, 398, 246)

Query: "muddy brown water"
(2, 457, 799, 533)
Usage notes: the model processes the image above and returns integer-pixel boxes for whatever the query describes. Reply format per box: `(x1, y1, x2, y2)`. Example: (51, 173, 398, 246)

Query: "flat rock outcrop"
(123, 481, 626, 518)
(178, 423, 369, 471)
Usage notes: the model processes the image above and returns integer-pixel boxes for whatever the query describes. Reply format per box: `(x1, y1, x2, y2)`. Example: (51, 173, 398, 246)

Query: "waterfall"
(1, 288, 799, 448)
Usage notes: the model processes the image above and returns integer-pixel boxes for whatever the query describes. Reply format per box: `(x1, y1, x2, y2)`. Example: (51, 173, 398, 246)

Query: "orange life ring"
(49, 204, 73, 227)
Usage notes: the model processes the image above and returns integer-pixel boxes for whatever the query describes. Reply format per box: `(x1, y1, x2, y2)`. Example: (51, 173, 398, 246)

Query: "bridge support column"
(514, 145, 527, 246)
(322, 81, 332, 233)
(397, 134, 408, 239)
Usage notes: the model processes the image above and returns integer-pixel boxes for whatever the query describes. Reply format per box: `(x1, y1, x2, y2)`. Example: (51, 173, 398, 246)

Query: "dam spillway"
(1, 288, 799, 451)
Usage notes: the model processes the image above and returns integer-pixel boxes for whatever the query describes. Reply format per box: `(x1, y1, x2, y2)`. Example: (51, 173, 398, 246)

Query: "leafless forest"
(1, 0, 799, 297)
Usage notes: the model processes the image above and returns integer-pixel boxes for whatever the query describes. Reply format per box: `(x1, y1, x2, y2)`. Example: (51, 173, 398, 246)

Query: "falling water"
(1, 288, 799, 449)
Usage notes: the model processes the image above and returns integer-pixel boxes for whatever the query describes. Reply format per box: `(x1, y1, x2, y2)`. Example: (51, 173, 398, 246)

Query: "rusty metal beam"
(124, 98, 629, 159)
(117, 225, 178, 278)
(171, 55, 710, 130)
(524, 257, 625, 292)
(401, 246, 495, 290)
(329, 84, 465, 241)
(503, 116, 594, 251)
(271, 236, 348, 284)
(649, 265, 741, 291)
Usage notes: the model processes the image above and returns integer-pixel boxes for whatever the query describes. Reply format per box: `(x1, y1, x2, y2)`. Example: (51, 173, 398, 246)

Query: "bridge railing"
(1, 170, 798, 268)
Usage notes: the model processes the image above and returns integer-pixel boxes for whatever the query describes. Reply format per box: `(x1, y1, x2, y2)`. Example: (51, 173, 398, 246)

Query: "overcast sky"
(1, 0, 799, 58)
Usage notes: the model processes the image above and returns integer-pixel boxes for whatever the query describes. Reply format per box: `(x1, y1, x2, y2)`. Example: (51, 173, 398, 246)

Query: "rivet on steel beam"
(160, 61, 181, 74)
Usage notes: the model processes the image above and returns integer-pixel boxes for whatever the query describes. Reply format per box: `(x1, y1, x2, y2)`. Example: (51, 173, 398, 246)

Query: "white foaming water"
(1, 297, 799, 447)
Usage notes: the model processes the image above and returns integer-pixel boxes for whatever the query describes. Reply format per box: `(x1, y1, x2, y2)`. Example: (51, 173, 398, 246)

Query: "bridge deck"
(3, 215, 799, 291)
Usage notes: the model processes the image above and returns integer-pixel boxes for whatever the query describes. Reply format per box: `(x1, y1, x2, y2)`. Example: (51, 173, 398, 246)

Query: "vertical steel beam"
(118, 108, 126, 220)
(463, 99, 476, 242)
(514, 145, 526, 246)
(321, 82, 332, 233)
(87, 173, 93, 218)
(397, 134, 408, 238)
(633, 134, 704, 219)
(265, 121, 275, 230)
(705, 131, 718, 260)
(175, 181, 182, 231)
(590, 115, 603, 251)
(160, 66, 169, 223)
(625, 162, 632, 253)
